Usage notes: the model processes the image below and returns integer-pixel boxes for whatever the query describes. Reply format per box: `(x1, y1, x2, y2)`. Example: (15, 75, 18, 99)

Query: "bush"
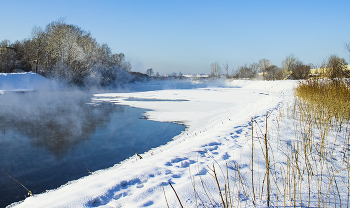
(325, 55, 348, 79)
(290, 63, 310, 80)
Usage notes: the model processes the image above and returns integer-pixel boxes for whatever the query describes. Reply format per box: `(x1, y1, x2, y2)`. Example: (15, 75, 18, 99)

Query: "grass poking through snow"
(166, 78, 350, 207)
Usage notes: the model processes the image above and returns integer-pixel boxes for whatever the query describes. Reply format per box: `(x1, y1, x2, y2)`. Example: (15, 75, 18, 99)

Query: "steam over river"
(0, 91, 185, 207)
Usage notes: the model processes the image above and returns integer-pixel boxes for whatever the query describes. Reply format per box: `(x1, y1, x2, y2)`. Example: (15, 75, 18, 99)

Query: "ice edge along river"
(7, 75, 296, 207)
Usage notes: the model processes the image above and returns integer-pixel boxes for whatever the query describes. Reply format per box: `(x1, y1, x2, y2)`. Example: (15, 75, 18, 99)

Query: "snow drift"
(0, 72, 61, 94)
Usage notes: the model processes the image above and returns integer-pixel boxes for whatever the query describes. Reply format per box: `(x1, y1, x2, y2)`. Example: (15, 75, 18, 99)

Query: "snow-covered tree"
(0, 19, 134, 86)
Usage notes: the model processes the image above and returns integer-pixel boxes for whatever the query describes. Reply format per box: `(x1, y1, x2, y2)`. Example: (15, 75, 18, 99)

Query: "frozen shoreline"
(0, 72, 61, 94)
(8, 79, 296, 207)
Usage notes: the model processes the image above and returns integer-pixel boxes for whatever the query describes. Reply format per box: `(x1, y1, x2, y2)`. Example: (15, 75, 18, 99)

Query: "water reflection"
(0, 91, 185, 207)
(0, 91, 120, 156)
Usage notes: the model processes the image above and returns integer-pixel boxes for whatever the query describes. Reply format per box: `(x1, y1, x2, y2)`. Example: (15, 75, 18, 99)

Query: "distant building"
(310, 65, 350, 75)
(183, 74, 209, 78)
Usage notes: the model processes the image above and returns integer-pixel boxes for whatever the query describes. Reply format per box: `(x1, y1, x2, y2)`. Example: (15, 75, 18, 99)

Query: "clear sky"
(1, 0, 349, 75)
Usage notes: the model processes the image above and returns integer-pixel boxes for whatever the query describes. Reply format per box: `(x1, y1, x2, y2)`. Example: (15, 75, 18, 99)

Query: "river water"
(0, 91, 185, 207)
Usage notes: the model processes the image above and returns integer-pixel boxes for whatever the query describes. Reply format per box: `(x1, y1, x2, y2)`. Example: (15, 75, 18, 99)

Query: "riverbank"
(0, 72, 61, 94)
(9, 79, 297, 207)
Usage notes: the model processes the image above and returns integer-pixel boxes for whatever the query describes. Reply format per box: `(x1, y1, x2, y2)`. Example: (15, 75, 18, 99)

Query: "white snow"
(0, 72, 61, 94)
(7, 76, 348, 207)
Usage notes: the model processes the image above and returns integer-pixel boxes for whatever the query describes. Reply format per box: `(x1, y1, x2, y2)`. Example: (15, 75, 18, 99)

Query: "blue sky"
(1, 0, 349, 75)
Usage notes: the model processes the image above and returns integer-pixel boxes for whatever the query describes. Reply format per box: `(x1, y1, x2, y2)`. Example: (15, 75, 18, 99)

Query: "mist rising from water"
(0, 90, 122, 156)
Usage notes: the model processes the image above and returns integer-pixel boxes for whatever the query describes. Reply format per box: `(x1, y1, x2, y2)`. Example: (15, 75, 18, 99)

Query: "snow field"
(10, 80, 304, 207)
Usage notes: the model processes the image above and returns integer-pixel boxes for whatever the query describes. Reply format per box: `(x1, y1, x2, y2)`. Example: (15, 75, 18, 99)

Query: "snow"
(93, 80, 291, 135)
(0, 72, 61, 94)
(7, 75, 346, 207)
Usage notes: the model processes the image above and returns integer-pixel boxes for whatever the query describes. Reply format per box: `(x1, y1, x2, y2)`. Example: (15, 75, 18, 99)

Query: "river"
(0, 90, 185, 207)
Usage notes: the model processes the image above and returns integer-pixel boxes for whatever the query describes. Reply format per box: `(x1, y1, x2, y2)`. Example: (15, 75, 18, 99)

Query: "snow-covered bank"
(0, 72, 61, 94)
(9, 80, 297, 207)
(94, 80, 293, 134)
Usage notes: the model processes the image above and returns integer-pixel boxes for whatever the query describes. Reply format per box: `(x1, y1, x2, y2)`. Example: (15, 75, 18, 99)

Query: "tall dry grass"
(292, 78, 350, 207)
(166, 78, 350, 207)
(294, 79, 350, 122)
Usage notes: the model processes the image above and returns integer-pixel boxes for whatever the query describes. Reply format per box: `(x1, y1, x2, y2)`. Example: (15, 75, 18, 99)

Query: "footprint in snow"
(222, 152, 230, 160)
(171, 157, 187, 163)
(172, 174, 182, 178)
(206, 145, 218, 151)
(180, 160, 196, 168)
(194, 168, 207, 176)
(143, 201, 154, 206)
(202, 142, 220, 151)
(113, 192, 129, 200)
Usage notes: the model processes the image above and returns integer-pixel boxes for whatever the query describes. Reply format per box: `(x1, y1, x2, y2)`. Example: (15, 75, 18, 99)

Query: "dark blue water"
(0, 91, 185, 207)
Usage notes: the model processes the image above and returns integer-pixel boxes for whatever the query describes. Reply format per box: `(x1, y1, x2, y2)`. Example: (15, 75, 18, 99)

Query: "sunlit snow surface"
(0, 72, 61, 94)
(8, 77, 298, 207)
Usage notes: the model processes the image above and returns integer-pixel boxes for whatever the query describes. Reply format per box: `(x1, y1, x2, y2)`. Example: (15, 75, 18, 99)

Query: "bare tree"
(281, 54, 312, 79)
(0, 40, 16, 72)
(290, 62, 310, 79)
(11, 40, 31, 71)
(259, 59, 271, 80)
(325, 55, 348, 79)
(223, 62, 229, 78)
(264, 65, 279, 80)
(282, 54, 297, 72)
(250, 62, 259, 77)
(29, 26, 47, 73)
(112, 53, 125, 67)
(0, 19, 133, 87)
(282, 54, 298, 79)
(235, 63, 259, 79)
(146, 68, 154, 76)
(210, 61, 221, 78)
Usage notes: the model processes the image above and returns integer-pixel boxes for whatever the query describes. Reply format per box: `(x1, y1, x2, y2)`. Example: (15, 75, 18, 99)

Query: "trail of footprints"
(89, 114, 268, 207)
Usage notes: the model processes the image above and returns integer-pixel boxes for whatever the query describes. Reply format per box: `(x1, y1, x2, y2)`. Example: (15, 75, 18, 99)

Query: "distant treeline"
(233, 57, 312, 80)
(0, 19, 147, 86)
(211, 54, 349, 80)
